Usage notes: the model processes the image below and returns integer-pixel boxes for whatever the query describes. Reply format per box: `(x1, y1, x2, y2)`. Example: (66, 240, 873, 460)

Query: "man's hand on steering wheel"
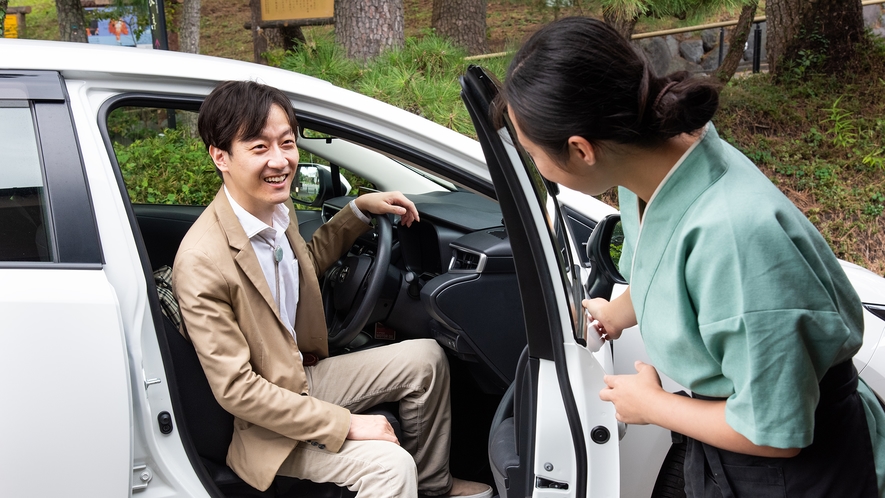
(353, 191, 420, 227)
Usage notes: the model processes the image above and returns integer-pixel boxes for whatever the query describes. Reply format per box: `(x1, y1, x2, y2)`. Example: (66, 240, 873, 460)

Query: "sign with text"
(3, 15, 18, 38)
(260, 0, 333, 22)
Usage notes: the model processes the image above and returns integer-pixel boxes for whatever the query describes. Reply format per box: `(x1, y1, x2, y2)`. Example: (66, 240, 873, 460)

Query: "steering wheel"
(323, 214, 392, 350)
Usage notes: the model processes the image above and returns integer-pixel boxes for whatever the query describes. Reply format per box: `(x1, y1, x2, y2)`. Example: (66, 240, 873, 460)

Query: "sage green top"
(618, 124, 885, 493)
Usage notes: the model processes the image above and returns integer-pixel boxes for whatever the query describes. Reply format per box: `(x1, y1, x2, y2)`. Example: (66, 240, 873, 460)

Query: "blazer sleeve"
(299, 202, 371, 278)
(173, 246, 352, 452)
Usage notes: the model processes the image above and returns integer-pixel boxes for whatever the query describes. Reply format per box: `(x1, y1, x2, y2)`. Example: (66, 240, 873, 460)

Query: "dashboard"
(323, 191, 528, 394)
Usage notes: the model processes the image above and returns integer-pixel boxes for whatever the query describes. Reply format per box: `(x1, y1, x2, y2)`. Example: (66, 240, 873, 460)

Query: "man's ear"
(567, 136, 597, 166)
(209, 145, 229, 172)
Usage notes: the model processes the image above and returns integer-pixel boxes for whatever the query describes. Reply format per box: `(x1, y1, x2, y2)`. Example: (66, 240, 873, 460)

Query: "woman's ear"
(567, 136, 597, 166)
(209, 145, 229, 172)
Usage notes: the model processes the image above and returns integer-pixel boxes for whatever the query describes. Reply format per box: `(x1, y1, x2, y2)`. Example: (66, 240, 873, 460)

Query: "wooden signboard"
(260, 0, 334, 22)
(3, 15, 18, 38)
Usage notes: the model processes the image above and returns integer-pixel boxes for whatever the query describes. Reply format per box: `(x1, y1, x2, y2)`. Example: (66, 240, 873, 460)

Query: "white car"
(2, 39, 884, 498)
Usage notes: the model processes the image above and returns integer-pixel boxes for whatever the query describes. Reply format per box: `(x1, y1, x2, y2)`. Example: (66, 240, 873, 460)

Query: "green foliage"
(716, 40, 885, 272)
(278, 34, 364, 86)
(9, 0, 58, 40)
(278, 32, 512, 138)
(115, 127, 220, 205)
(779, 26, 830, 83)
(823, 96, 857, 148)
(597, 0, 747, 25)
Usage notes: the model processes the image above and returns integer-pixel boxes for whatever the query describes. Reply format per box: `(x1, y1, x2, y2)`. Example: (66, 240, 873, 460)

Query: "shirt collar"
(223, 185, 291, 239)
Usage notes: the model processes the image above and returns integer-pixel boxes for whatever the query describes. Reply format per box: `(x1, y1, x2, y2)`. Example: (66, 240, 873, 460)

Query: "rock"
(679, 39, 704, 64)
(638, 37, 672, 77)
(863, 5, 883, 28)
(667, 57, 703, 76)
(874, 27, 885, 39)
(665, 35, 680, 58)
(701, 29, 721, 52)
(701, 43, 729, 71)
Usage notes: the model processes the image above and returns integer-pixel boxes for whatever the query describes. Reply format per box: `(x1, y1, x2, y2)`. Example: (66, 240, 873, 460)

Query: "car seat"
(153, 266, 401, 498)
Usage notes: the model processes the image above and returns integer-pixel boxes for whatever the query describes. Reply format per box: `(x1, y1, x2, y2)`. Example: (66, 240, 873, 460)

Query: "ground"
(195, 0, 599, 62)
(7, 0, 885, 275)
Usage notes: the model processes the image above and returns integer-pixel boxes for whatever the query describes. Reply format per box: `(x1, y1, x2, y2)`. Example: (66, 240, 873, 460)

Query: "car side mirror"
(291, 163, 351, 208)
(585, 214, 628, 300)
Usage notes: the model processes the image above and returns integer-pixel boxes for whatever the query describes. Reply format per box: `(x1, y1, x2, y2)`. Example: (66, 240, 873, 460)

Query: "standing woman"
(498, 16, 885, 497)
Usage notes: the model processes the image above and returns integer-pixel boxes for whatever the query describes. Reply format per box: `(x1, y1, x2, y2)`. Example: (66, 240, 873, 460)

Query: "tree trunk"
(266, 25, 306, 52)
(249, 0, 268, 64)
(431, 0, 487, 55)
(715, 1, 758, 83)
(179, 0, 201, 54)
(767, 0, 865, 77)
(603, 6, 639, 40)
(55, 0, 88, 42)
(0, 0, 8, 38)
(335, 0, 404, 61)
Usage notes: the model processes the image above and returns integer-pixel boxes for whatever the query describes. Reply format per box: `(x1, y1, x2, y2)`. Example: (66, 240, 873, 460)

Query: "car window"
(107, 105, 374, 207)
(108, 106, 220, 206)
(0, 102, 53, 262)
(499, 116, 588, 345)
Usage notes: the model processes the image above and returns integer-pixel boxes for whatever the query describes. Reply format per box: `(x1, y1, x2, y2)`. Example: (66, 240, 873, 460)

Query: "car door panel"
(0, 269, 132, 496)
(0, 71, 133, 496)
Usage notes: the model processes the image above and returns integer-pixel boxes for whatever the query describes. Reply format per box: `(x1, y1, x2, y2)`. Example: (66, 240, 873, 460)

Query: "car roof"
(0, 39, 488, 183)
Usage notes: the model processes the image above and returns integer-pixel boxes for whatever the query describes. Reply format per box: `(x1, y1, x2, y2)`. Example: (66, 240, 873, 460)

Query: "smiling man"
(172, 80, 491, 498)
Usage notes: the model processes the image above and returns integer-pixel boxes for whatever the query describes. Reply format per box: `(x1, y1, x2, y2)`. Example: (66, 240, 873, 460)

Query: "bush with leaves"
(115, 127, 220, 205)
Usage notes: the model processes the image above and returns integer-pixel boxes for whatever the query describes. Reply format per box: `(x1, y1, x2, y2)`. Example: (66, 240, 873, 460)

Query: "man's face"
(211, 104, 299, 223)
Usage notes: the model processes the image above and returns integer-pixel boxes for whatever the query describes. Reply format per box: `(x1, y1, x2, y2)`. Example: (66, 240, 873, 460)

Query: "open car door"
(461, 66, 620, 497)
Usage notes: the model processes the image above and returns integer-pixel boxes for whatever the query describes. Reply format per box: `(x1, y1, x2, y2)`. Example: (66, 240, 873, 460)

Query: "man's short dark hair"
(198, 80, 299, 155)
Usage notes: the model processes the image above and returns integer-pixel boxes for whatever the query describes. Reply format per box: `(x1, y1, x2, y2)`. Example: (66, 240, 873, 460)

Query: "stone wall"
(637, 3, 884, 77)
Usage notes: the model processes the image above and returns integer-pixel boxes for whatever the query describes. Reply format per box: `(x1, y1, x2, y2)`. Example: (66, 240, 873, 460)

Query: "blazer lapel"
(213, 190, 286, 324)
(284, 201, 330, 357)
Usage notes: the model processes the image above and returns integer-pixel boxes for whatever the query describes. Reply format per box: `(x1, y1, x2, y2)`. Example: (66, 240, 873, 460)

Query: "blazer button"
(311, 441, 318, 447)
(318, 444, 326, 450)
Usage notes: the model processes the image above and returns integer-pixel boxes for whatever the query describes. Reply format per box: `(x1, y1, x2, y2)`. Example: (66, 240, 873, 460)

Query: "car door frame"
(461, 66, 620, 497)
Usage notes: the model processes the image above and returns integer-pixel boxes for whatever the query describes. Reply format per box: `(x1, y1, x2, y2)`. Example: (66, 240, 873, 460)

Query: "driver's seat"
(154, 266, 398, 497)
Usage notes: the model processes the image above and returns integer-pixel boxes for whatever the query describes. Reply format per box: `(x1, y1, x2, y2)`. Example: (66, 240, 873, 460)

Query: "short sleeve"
(684, 208, 859, 448)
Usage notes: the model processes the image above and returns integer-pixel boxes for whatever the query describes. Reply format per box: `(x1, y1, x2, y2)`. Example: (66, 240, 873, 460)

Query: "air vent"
(449, 246, 487, 273)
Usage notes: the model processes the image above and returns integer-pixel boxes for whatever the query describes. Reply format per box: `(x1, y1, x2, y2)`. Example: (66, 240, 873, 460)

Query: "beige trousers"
(276, 339, 453, 497)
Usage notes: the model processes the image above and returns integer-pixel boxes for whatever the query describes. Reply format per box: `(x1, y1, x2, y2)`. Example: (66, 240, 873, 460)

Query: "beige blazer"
(172, 189, 369, 491)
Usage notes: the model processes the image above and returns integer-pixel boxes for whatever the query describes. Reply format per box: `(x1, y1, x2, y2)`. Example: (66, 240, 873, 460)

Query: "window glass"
(108, 106, 377, 208)
(109, 106, 220, 205)
(0, 103, 53, 262)
(499, 116, 586, 344)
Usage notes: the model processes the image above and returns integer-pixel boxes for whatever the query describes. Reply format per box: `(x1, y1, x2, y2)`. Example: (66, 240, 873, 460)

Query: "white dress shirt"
(224, 187, 371, 342)
(225, 187, 300, 339)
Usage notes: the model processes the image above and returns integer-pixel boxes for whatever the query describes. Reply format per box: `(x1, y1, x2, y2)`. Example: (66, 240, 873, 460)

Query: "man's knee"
(368, 444, 417, 492)
(403, 339, 449, 379)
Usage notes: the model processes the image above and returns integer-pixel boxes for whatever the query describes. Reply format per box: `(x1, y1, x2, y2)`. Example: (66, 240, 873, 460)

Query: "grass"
(716, 36, 885, 273)
(271, 26, 885, 274)
(274, 31, 511, 138)
(9, 0, 58, 41)
(9, 0, 885, 274)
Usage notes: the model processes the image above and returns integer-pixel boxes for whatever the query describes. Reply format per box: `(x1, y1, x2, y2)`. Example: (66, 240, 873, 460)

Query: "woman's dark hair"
(198, 80, 299, 155)
(498, 16, 721, 161)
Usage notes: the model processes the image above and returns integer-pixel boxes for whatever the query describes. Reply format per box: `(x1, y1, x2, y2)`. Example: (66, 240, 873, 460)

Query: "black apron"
(683, 361, 879, 497)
